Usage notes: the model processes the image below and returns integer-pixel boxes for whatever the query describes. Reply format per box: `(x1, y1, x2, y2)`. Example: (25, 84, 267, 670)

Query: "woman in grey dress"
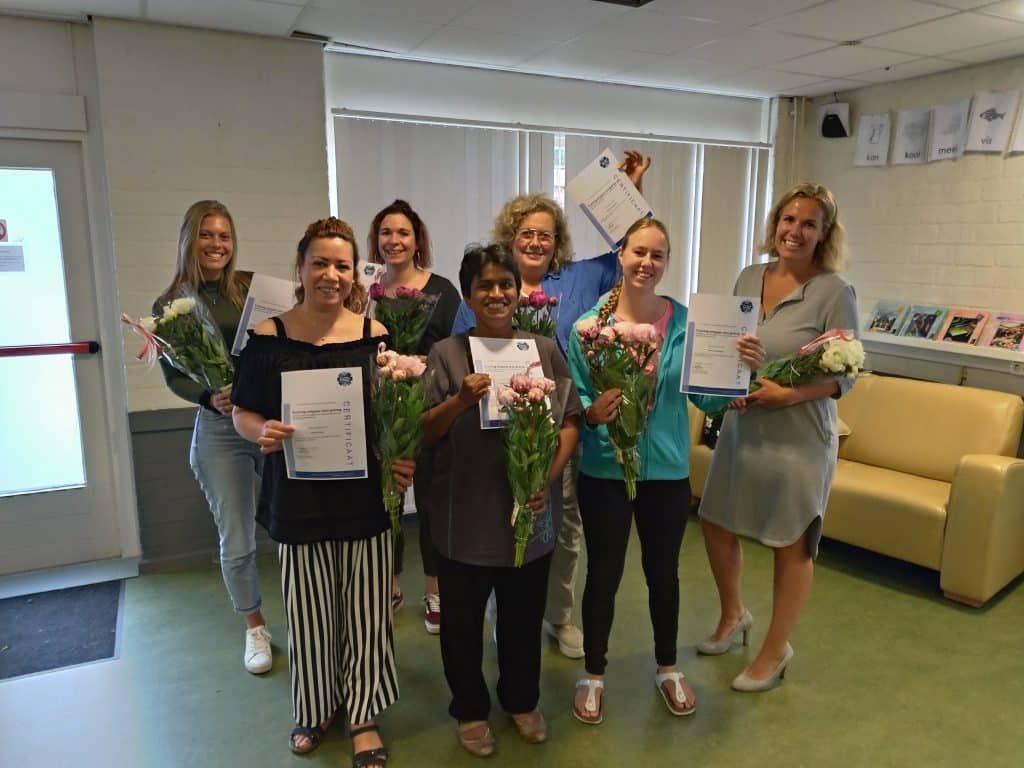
(696, 182, 859, 692)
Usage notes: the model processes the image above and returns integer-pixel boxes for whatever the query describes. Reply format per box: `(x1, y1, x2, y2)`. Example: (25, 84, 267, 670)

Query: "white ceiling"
(5, 0, 1024, 98)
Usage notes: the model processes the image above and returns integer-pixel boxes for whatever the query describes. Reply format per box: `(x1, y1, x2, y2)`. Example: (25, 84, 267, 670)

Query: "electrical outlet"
(1012, 362, 1024, 376)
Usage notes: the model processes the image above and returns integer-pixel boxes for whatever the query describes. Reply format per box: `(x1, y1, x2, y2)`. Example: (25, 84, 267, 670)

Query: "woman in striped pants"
(233, 217, 415, 766)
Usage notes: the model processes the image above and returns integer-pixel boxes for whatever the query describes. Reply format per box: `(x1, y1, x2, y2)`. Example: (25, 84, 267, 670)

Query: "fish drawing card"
(864, 300, 909, 334)
(936, 308, 989, 345)
(899, 305, 947, 339)
(980, 312, 1024, 351)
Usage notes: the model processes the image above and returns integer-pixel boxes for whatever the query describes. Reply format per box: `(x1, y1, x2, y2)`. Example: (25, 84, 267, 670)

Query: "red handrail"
(0, 341, 100, 357)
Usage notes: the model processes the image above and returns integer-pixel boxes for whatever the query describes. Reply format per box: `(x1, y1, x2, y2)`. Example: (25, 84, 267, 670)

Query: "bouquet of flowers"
(120, 292, 233, 390)
(371, 344, 428, 535)
(575, 318, 661, 500)
(497, 365, 559, 567)
(750, 329, 865, 393)
(369, 283, 439, 354)
(513, 290, 559, 338)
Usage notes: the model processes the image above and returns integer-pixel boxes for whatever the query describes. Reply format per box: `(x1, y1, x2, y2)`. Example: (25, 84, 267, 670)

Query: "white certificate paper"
(231, 273, 297, 355)
(564, 148, 653, 249)
(468, 336, 543, 429)
(281, 367, 368, 480)
(680, 293, 760, 398)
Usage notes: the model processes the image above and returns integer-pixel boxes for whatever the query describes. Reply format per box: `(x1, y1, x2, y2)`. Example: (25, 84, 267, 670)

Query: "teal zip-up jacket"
(568, 296, 730, 482)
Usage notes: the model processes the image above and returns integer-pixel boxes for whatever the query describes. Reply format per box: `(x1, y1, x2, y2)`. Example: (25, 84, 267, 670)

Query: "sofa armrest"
(941, 455, 1024, 606)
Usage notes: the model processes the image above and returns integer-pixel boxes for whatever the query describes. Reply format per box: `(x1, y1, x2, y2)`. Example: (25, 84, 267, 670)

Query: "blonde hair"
(491, 193, 574, 272)
(162, 200, 248, 309)
(597, 217, 670, 324)
(757, 182, 848, 272)
(294, 217, 368, 313)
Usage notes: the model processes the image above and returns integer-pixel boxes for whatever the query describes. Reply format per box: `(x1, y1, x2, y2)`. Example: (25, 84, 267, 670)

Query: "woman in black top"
(365, 199, 461, 632)
(233, 217, 414, 766)
(154, 200, 272, 675)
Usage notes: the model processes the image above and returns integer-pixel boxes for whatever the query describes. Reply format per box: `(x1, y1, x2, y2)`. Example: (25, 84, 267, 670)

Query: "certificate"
(231, 273, 297, 355)
(564, 148, 653, 249)
(468, 336, 543, 429)
(680, 293, 760, 398)
(281, 367, 368, 480)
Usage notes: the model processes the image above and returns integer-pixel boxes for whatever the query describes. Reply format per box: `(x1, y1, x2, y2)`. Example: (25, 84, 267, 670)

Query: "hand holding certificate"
(281, 367, 369, 480)
(565, 148, 653, 248)
(680, 293, 761, 398)
(467, 336, 544, 428)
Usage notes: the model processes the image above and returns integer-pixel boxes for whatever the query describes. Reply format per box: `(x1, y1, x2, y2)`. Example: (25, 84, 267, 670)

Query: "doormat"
(0, 579, 122, 681)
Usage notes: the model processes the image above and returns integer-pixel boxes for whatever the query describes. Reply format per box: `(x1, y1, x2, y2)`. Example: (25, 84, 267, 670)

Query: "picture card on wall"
(854, 114, 891, 166)
(928, 99, 971, 162)
(899, 305, 947, 339)
(966, 90, 1020, 153)
(864, 300, 909, 334)
(892, 109, 930, 165)
(981, 312, 1024, 351)
(936, 308, 989, 345)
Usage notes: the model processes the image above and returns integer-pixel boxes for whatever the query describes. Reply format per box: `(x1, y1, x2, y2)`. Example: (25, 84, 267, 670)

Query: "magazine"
(980, 312, 1024, 351)
(899, 305, 947, 340)
(864, 300, 909, 334)
(936, 308, 989, 345)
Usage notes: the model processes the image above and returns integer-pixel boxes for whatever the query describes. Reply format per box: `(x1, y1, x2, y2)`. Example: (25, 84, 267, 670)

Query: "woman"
(232, 217, 415, 764)
(366, 199, 461, 633)
(451, 150, 650, 659)
(155, 200, 270, 675)
(423, 243, 581, 756)
(567, 218, 731, 724)
(697, 182, 859, 692)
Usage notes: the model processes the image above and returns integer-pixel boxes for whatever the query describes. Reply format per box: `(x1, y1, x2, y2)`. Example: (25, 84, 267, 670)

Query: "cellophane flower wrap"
(498, 364, 559, 567)
(120, 290, 233, 390)
(513, 290, 559, 338)
(369, 283, 439, 354)
(751, 329, 865, 393)
(371, 344, 428, 535)
(575, 317, 661, 500)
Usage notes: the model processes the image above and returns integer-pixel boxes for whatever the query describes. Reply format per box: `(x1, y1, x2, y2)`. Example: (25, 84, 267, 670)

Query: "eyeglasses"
(515, 228, 555, 245)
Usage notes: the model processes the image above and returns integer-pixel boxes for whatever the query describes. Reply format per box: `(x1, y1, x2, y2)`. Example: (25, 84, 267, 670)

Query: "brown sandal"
(457, 720, 495, 757)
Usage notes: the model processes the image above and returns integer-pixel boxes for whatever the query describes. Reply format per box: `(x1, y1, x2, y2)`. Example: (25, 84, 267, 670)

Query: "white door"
(0, 138, 129, 577)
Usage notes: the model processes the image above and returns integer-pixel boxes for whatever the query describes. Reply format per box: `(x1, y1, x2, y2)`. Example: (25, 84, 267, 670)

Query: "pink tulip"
(527, 387, 545, 402)
(528, 290, 548, 309)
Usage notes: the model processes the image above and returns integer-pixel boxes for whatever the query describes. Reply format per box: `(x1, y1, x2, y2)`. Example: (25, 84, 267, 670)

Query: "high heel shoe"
(730, 643, 794, 693)
(696, 610, 753, 655)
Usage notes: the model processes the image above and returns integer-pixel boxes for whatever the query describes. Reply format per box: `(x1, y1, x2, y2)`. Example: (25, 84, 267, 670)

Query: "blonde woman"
(155, 200, 271, 674)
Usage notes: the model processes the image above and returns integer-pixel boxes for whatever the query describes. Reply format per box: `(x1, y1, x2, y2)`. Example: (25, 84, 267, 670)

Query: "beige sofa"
(688, 373, 1024, 606)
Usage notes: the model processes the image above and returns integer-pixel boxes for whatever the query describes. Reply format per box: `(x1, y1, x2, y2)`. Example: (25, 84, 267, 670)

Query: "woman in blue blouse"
(452, 150, 650, 659)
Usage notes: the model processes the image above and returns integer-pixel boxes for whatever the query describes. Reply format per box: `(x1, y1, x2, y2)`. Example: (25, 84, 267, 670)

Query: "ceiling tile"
(687, 29, 833, 69)
(147, 0, 301, 36)
(412, 25, 557, 67)
(452, 0, 629, 41)
(518, 41, 667, 80)
(704, 68, 824, 96)
(614, 54, 740, 87)
(867, 11, 1024, 55)
(780, 44, 916, 77)
(574, 9, 740, 55)
(307, 0, 477, 23)
(758, 0, 956, 42)
(976, 0, 1024, 22)
(295, 6, 443, 52)
(916, 0, 996, 8)
(0, 0, 140, 17)
(944, 33, 1024, 61)
(785, 77, 871, 96)
(850, 56, 966, 81)
(643, 0, 824, 25)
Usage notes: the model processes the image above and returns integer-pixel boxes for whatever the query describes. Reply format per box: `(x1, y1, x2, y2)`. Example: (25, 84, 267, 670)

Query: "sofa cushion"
(824, 459, 948, 569)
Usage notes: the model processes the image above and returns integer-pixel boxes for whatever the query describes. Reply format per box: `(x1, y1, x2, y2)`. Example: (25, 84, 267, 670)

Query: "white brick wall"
(794, 56, 1024, 319)
(91, 19, 329, 411)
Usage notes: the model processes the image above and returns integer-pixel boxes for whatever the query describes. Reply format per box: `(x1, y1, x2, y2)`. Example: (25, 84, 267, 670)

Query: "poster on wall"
(892, 109, 930, 165)
(927, 99, 971, 162)
(853, 114, 891, 166)
(965, 90, 1020, 153)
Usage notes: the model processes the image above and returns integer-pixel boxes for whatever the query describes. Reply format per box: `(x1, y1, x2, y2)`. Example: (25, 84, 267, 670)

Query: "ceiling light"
(592, 0, 657, 7)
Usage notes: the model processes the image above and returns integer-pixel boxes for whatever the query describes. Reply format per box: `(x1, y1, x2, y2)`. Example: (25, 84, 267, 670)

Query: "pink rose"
(597, 326, 617, 344)
(392, 368, 408, 382)
(576, 317, 599, 340)
(548, 296, 559, 307)
(528, 290, 548, 309)
(497, 388, 519, 407)
(527, 387, 545, 402)
(509, 372, 533, 393)
(538, 376, 556, 394)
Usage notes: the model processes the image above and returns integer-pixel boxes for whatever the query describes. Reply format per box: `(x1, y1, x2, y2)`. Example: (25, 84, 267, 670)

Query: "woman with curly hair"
(451, 150, 651, 659)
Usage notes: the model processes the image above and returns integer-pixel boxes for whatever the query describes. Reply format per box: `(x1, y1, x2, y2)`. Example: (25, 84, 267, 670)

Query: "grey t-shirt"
(425, 331, 582, 567)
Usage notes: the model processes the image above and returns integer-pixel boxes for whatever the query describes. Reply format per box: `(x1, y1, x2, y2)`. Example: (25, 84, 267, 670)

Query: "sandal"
(391, 589, 404, 612)
(350, 723, 389, 768)
(572, 678, 604, 725)
(457, 720, 495, 757)
(289, 723, 327, 755)
(654, 670, 696, 716)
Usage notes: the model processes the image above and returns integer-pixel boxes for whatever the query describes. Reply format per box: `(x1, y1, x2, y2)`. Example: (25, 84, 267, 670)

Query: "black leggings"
(578, 473, 691, 675)
(394, 463, 439, 579)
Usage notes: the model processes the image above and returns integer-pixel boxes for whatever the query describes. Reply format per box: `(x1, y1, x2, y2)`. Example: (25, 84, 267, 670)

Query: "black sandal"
(289, 723, 326, 755)
(350, 723, 389, 768)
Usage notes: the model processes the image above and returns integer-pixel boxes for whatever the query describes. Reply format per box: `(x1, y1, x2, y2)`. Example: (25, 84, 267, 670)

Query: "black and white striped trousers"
(279, 531, 398, 727)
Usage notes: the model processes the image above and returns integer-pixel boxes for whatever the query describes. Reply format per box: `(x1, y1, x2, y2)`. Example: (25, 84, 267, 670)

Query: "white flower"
(140, 316, 157, 333)
(819, 346, 846, 373)
(169, 297, 195, 316)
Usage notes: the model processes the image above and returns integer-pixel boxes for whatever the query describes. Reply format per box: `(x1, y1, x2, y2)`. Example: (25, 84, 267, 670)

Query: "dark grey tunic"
(698, 262, 859, 557)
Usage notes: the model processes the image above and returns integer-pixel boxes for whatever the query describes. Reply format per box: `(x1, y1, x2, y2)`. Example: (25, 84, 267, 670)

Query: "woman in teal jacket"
(567, 218, 736, 725)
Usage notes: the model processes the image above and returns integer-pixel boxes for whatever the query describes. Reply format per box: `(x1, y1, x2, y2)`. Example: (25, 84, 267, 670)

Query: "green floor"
(2, 520, 1023, 767)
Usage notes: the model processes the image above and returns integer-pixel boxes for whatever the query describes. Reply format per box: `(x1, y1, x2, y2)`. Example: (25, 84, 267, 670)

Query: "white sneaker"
(244, 625, 273, 674)
(543, 620, 585, 659)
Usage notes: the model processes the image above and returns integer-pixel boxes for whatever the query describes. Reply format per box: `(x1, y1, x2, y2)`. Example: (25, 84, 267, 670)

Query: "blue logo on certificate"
(740, 300, 753, 313)
(516, 341, 529, 351)
(599, 156, 610, 168)
(337, 371, 353, 387)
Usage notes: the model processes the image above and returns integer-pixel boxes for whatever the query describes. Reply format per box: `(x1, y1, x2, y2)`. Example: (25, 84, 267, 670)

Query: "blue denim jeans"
(190, 408, 265, 614)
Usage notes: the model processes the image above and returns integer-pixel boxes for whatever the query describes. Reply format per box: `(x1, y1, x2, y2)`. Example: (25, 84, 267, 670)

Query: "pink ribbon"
(796, 328, 855, 357)
(120, 313, 166, 365)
